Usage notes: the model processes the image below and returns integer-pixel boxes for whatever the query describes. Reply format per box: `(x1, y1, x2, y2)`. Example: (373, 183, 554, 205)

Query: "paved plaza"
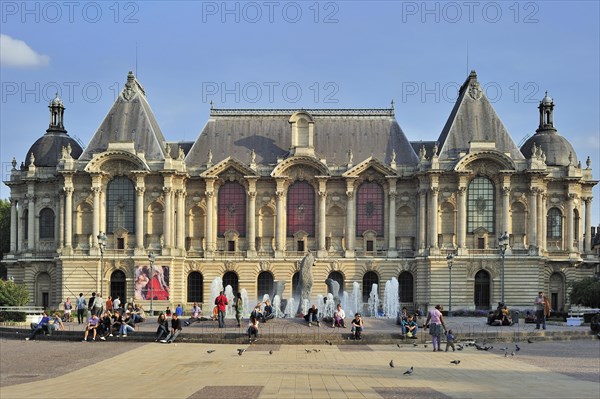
(1, 317, 598, 399)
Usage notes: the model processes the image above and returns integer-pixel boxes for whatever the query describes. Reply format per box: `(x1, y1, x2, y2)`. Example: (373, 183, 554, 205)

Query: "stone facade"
(2, 71, 598, 314)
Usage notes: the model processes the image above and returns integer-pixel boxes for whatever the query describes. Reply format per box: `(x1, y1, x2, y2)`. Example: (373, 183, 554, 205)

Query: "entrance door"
(474, 270, 491, 310)
(110, 270, 127, 304)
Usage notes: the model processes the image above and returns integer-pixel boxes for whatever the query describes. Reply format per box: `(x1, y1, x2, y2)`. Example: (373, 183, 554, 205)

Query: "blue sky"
(1, 0, 599, 223)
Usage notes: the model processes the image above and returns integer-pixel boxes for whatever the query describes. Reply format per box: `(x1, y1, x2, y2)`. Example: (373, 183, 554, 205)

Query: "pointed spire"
(390, 99, 394, 111)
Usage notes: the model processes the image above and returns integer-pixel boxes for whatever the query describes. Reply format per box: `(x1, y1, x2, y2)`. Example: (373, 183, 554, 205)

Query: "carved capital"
(430, 187, 439, 194)
(583, 196, 593, 205)
(205, 191, 214, 199)
(175, 189, 185, 198)
(457, 187, 467, 194)
(63, 187, 73, 195)
(276, 191, 286, 199)
(568, 193, 578, 201)
(248, 191, 257, 199)
(318, 191, 327, 199)
(91, 187, 101, 194)
(136, 187, 145, 195)
(502, 187, 511, 194)
(346, 191, 354, 199)
(163, 187, 172, 194)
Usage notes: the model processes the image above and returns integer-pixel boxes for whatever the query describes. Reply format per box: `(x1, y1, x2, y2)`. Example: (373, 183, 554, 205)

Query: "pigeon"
(313, 349, 320, 353)
(237, 349, 245, 356)
(397, 343, 401, 348)
(423, 345, 428, 348)
(403, 366, 414, 375)
(504, 352, 508, 357)
(500, 347, 508, 351)
(305, 349, 311, 353)
(413, 343, 418, 347)
(450, 360, 460, 365)
(325, 340, 331, 345)
(515, 345, 521, 352)
(511, 351, 515, 357)
(207, 350, 215, 354)
(457, 345, 464, 351)
(269, 350, 273, 355)
(527, 338, 534, 344)
(389, 360, 395, 368)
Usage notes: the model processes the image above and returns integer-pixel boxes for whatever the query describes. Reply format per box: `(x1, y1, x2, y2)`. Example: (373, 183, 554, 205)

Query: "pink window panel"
(356, 182, 384, 236)
(218, 182, 246, 237)
(287, 181, 315, 236)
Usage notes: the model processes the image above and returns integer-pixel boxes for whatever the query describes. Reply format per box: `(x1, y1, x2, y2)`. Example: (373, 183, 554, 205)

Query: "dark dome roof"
(25, 132, 83, 167)
(520, 131, 577, 167)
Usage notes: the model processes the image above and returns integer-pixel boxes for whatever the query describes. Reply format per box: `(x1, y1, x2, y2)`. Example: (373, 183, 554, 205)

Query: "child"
(445, 329, 456, 352)
(403, 314, 419, 338)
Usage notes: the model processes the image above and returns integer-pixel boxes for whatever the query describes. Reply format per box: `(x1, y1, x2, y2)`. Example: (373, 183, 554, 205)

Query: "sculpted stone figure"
(325, 278, 341, 305)
(296, 250, 314, 314)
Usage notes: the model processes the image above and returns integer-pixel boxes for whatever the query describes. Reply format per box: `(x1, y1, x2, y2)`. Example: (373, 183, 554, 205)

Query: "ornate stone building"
(3, 71, 598, 313)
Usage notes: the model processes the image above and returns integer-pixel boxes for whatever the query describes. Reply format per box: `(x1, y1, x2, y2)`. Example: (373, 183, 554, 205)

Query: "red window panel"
(356, 182, 384, 236)
(218, 182, 246, 237)
(287, 181, 315, 236)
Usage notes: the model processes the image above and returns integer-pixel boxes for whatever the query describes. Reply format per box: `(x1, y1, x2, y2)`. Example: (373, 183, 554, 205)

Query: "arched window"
(327, 271, 344, 295)
(398, 272, 414, 303)
(218, 181, 246, 236)
(110, 270, 126, 305)
(187, 272, 203, 303)
(547, 208, 562, 239)
(223, 271, 239, 294)
(257, 271, 274, 301)
(474, 270, 491, 309)
(39, 208, 55, 239)
(362, 271, 379, 303)
(292, 272, 300, 298)
(357, 182, 384, 236)
(467, 177, 495, 233)
(106, 176, 135, 233)
(287, 181, 315, 236)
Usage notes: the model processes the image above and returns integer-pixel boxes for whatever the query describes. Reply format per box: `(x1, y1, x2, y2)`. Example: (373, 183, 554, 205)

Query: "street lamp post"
(498, 232, 509, 305)
(446, 253, 455, 317)
(148, 252, 156, 315)
(97, 232, 107, 297)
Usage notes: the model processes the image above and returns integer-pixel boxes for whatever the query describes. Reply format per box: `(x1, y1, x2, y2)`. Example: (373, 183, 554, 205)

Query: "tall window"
(218, 182, 246, 236)
(107, 176, 135, 233)
(187, 272, 203, 303)
(362, 271, 379, 303)
(223, 271, 239, 294)
(547, 208, 562, 238)
(398, 272, 414, 303)
(467, 177, 495, 233)
(257, 271, 274, 300)
(357, 182, 384, 236)
(39, 208, 55, 239)
(287, 182, 315, 236)
(110, 270, 126, 304)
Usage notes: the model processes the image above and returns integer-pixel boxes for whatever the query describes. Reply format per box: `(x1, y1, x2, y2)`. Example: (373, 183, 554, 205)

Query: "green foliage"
(568, 277, 600, 308)
(0, 311, 26, 322)
(0, 279, 30, 306)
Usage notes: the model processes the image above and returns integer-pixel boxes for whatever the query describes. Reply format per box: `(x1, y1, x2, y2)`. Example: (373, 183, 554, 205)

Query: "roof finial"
(586, 156, 591, 169)
(391, 99, 394, 110)
(210, 100, 214, 110)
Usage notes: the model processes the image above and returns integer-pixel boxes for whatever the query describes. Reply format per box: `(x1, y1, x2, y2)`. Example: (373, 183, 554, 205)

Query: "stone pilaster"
(10, 198, 17, 252)
(529, 188, 537, 249)
(387, 178, 397, 257)
(64, 186, 73, 250)
(584, 197, 592, 253)
(345, 179, 355, 257)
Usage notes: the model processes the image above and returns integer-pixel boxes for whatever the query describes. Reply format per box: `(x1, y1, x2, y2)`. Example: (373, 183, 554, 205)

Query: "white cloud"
(0, 34, 50, 68)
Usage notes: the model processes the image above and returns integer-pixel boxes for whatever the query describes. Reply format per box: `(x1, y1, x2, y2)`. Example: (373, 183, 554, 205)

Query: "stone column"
(457, 187, 466, 248)
(17, 205, 24, 252)
(135, 186, 145, 249)
(502, 187, 511, 239)
(58, 194, 64, 249)
(529, 189, 537, 248)
(418, 189, 427, 250)
(345, 180, 355, 256)
(247, 189, 257, 254)
(275, 191, 285, 253)
(541, 192, 547, 252)
(92, 187, 100, 247)
(27, 189, 36, 251)
(100, 189, 106, 235)
(163, 187, 172, 248)
(388, 178, 397, 253)
(584, 197, 592, 253)
(429, 187, 439, 248)
(566, 194, 575, 252)
(317, 178, 328, 256)
(204, 179, 215, 252)
(176, 189, 185, 250)
(536, 190, 544, 249)
(10, 199, 17, 252)
(64, 187, 73, 249)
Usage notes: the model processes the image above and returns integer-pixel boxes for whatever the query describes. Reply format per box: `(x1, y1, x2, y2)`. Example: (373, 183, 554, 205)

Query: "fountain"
(273, 294, 282, 318)
(224, 285, 235, 318)
(316, 294, 324, 317)
(209, 277, 224, 312)
(284, 297, 295, 318)
(349, 281, 361, 315)
(382, 277, 399, 318)
(367, 283, 379, 317)
(341, 291, 349, 314)
(323, 293, 336, 319)
(262, 294, 270, 304)
(302, 298, 309, 316)
(241, 288, 250, 318)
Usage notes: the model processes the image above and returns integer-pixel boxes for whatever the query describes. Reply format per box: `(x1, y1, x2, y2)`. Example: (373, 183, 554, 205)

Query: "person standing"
(235, 292, 243, 327)
(87, 292, 96, 317)
(425, 305, 446, 352)
(63, 297, 72, 322)
(534, 291, 549, 330)
(105, 296, 113, 313)
(113, 296, 121, 312)
(94, 293, 104, 317)
(76, 293, 87, 324)
(215, 290, 228, 328)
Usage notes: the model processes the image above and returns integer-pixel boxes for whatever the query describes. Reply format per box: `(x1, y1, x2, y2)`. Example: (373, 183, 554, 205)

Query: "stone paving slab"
(1, 340, 598, 399)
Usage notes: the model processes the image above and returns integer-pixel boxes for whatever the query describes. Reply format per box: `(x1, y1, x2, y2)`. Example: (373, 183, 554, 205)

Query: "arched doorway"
(110, 270, 126, 304)
(474, 270, 491, 310)
(362, 271, 379, 304)
(187, 272, 203, 303)
(223, 271, 239, 294)
(549, 273, 565, 312)
(35, 272, 51, 309)
(257, 271, 274, 301)
(292, 272, 300, 298)
(398, 271, 414, 304)
(327, 271, 344, 295)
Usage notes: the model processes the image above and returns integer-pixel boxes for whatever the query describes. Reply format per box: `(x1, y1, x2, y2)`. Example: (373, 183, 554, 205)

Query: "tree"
(0, 198, 9, 279)
(568, 277, 600, 308)
(0, 279, 29, 306)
